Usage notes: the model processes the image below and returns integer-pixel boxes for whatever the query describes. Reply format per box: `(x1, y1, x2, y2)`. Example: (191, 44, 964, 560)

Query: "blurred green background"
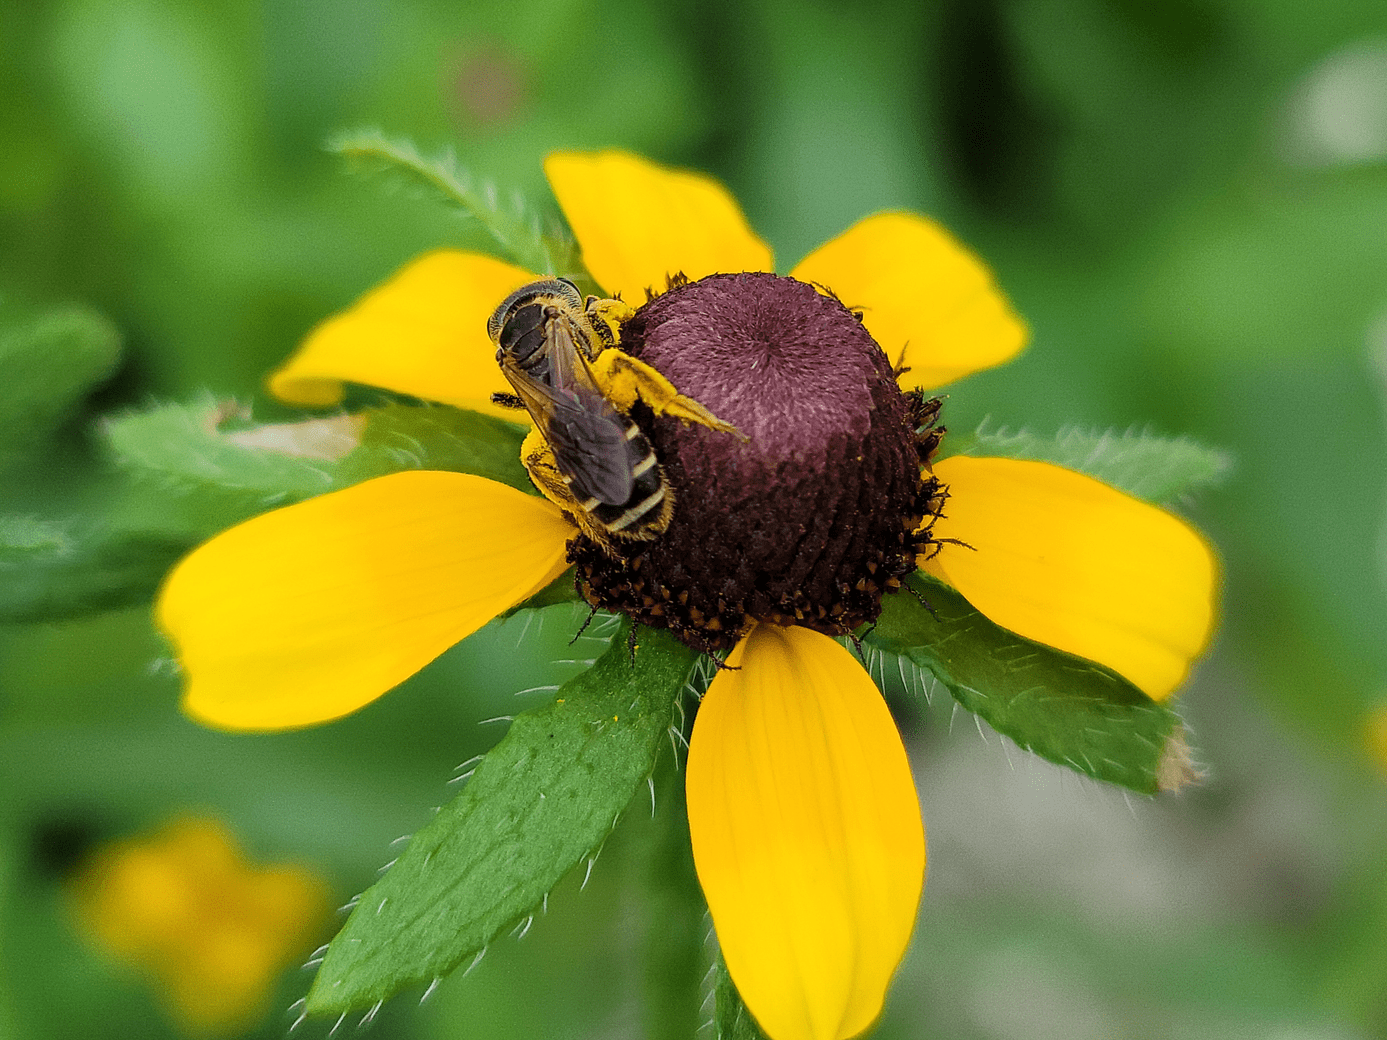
(4, 0, 1387, 1037)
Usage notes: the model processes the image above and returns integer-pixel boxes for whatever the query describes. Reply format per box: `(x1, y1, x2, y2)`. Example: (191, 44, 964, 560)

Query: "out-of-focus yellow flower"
(1365, 704, 1387, 773)
(69, 817, 329, 1035)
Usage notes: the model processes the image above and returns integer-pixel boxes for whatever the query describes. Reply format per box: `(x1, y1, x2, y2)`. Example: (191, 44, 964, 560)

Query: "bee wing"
(501, 362, 636, 506)
(546, 393, 638, 506)
(544, 313, 594, 392)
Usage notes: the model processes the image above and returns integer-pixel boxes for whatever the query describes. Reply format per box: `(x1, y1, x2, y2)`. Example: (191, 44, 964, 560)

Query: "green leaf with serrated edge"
(103, 400, 350, 516)
(713, 955, 771, 1040)
(328, 130, 585, 280)
(305, 623, 697, 1017)
(346, 402, 530, 492)
(0, 300, 121, 458)
(103, 400, 531, 535)
(0, 401, 538, 624)
(943, 426, 1232, 506)
(865, 574, 1194, 794)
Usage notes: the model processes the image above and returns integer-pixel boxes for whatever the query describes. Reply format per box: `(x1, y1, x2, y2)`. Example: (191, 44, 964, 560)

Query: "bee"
(487, 278, 740, 554)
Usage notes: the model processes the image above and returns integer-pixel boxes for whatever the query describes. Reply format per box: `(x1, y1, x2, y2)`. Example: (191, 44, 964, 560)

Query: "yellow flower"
(1365, 704, 1387, 774)
(156, 151, 1217, 1040)
(69, 817, 329, 1035)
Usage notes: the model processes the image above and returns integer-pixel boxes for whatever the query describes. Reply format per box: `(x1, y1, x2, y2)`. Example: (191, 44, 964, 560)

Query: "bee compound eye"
(486, 307, 507, 342)
(555, 277, 584, 306)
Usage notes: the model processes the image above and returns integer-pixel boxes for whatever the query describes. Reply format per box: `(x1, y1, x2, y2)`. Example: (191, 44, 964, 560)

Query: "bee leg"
(589, 350, 748, 441)
(491, 391, 528, 410)
(902, 581, 942, 622)
(519, 428, 620, 556)
(518, 429, 587, 519)
(846, 630, 870, 666)
(892, 341, 912, 378)
(706, 650, 741, 672)
(569, 603, 602, 645)
(625, 622, 640, 664)
(584, 296, 636, 349)
(520, 450, 575, 514)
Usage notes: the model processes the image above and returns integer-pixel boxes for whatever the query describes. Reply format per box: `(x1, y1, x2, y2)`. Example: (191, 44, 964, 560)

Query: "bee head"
(486, 277, 584, 344)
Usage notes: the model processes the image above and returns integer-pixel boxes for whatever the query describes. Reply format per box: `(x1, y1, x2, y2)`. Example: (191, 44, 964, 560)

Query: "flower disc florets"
(570, 272, 946, 654)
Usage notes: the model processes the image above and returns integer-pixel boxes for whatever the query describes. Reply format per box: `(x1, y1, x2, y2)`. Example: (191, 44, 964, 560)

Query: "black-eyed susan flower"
(69, 817, 328, 1035)
(156, 151, 1217, 1040)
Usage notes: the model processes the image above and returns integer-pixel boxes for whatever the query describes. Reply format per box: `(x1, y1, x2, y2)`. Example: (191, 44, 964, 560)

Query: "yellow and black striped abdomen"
(570, 418, 673, 540)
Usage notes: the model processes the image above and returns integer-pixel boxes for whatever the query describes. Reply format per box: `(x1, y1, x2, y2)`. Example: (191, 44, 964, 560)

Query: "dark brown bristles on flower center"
(569, 271, 946, 655)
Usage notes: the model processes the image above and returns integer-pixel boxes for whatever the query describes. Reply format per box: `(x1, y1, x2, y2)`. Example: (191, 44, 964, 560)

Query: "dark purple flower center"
(569, 272, 944, 654)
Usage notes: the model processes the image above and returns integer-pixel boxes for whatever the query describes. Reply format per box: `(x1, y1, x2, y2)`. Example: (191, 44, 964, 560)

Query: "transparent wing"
(544, 314, 590, 392)
(501, 361, 636, 506)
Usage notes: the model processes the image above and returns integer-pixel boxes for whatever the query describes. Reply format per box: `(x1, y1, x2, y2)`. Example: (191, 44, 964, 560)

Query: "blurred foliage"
(3, 0, 1387, 1037)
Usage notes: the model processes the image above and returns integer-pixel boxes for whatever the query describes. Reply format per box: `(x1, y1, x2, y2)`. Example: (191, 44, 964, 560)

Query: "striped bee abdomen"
(579, 420, 671, 538)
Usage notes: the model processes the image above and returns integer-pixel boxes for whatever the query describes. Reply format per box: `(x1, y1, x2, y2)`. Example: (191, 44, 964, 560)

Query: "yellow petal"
(789, 213, 1027, 389)
(545, 150, 773, 302)
(269, 250, 539, 420)
(157, 472, 574, 731)
(923, 457, 1218, 701)
(687, 625, 925, 1040)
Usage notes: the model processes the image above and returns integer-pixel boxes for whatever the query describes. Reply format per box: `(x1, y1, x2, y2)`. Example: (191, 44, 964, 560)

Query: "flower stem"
(636, 753, 708, 1040)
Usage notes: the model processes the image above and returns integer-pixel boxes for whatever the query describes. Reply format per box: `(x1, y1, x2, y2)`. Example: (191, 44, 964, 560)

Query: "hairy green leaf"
(0, 300, 121, 459)
(347, 402, 529, 492)
(305, 624, 697, 1016)
(103, 400, 531, 536)
(328, 129, 584, 279)
(103, 400, 348, 522)
(0, 395, 325, 620)
(945, 425, 1232, 505)
(866, 575, 1194, 794)
(0, 401, 536, 623)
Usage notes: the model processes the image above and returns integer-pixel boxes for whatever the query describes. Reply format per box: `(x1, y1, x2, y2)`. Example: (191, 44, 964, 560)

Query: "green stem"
(637, 746, 709, 1040)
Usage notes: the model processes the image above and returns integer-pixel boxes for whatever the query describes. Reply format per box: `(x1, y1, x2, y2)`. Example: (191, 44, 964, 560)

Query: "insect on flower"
(486, 275, 742, 556)
(158, 149, 1219, 1040)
